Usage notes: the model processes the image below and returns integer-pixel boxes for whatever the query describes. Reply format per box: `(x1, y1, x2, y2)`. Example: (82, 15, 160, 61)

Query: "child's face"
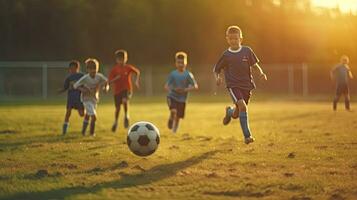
(341, 57, 349, 65)
(69, 66, 79, 74)
(116, 57, 127, 66)
(87, 66, 98, 77)
(226, 33, 242, 49)
(175, 58, 186, 70)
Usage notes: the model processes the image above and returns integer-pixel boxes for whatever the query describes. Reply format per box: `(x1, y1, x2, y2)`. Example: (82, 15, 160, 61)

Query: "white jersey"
(73, 73, 108, 102)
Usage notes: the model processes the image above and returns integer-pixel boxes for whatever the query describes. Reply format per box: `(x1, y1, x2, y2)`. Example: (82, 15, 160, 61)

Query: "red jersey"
(108, 64, 139, 95)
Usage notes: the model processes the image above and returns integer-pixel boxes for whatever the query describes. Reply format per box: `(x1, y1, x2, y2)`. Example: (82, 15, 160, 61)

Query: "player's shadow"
(1, 150, 218, 200)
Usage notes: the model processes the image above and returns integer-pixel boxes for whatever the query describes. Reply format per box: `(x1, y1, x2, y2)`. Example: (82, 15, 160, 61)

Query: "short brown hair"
(115, 49, 128, 60)
(85, 58, 99, 71)
(226, 25, 243, 38)
(175, 51, 187, 60)
(69, 60, 80, 68)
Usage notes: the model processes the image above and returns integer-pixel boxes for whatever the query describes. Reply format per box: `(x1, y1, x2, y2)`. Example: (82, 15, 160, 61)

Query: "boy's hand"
(135, 80, 140, 89)
(216, 76, 223, 86)
(260, 72, 268, 81)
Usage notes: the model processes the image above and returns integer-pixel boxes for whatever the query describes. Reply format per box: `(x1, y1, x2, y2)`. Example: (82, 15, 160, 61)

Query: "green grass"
(0, 99, 356, 200)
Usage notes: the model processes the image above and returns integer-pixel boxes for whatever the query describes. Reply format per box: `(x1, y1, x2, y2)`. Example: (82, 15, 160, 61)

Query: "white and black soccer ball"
(127, 121, 160, 157)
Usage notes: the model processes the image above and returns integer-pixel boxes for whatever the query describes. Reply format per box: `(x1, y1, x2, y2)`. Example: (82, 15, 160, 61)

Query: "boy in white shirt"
(73, 58, 108, 136)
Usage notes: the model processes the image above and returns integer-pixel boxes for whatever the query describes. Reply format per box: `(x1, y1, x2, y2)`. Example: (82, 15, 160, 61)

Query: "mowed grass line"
(0, 101, 356, 200)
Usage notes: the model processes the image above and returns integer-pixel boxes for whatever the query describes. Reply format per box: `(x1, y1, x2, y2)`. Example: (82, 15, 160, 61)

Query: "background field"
(0, 97, 356, 200)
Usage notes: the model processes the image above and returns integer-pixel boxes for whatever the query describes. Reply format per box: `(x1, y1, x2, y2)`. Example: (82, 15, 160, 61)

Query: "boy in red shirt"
(108, 49, 140, 132)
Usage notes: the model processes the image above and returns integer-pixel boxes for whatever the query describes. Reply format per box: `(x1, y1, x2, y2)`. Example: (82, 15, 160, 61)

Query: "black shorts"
(336, 84, 349, 96)
(167, 97, 186, 119)
(67, 100, 84, 110)
(114, 90, 132, 107)
(227, 87, 252, 105)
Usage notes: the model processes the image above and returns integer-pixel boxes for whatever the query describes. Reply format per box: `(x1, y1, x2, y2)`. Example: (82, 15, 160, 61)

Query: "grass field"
(0, 98, 356, 200)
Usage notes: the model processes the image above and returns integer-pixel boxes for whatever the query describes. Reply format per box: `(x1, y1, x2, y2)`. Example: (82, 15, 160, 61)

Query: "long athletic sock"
(62, 122, 69, 135)
(82, 120, 89, 135)
(90, 121, 96, 136)
(239, 111, 251, 138)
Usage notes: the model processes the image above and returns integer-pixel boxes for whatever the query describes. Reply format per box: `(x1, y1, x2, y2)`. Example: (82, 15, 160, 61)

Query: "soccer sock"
(82, 120, 89, 135)
(62, 122, 69, 135)
(90, 121, 96, 135)
(239, 111, 251, 138)
(345, 99, 350, 110)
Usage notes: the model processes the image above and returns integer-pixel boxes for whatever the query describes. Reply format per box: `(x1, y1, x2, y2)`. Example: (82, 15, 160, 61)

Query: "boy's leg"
(123, 98, 129, 128)
(82, 114, 90, 136)
(112, 94, 121, 132)
(170, 109, 177, 131)
(172, 118, 180, 133)
(172, 101, 185, 133)
(236, 99, 254, 144)
(344, 86, 350, 110)
(77, 103, 85, 117)
(90, 115, 97, 136)
(62, 108, 72, 135)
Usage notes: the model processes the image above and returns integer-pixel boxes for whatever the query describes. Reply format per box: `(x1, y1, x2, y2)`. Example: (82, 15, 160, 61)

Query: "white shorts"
(83, 100, 97, 116)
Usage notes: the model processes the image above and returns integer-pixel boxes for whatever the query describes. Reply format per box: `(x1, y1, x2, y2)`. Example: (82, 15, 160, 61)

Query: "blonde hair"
(226, 25, 243, 38)
(85, 58, 99, 71)
(175, 51, 188, 65)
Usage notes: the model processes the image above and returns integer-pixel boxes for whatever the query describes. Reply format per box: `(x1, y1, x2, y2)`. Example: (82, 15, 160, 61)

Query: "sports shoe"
(111, 122, 118, 132)
(244, 137, 255, 144)
(124, 117, 130, 129)
(223, 106, 233, 125)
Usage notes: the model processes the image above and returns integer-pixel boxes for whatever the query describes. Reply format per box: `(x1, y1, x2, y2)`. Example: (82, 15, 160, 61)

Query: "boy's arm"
(348, 68, 353, 79)
(213, 54, 226, 86)
(58, 77, 70, 94)
(164, 73, 173, 91)
(252, 63, 267, 80)
(330, 68, 336, 80)
(184, 72, 198, 92)
(130, 65, 141, 89)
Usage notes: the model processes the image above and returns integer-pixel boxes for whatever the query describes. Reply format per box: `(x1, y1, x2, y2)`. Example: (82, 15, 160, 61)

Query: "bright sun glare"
(312, 0, 357, 13)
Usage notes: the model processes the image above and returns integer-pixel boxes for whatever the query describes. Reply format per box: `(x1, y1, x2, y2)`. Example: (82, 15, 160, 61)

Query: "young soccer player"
(213, 25, 267, 144)
(108, 49, 140, 132)
(331, 55, 353, 111)
(165, 51, 198, 133)
(73, 58, 108, 136)
(59, 60, 84, 135)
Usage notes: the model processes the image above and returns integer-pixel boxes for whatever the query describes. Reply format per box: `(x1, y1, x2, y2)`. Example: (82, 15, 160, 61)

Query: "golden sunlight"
(312, 0, 357, 13)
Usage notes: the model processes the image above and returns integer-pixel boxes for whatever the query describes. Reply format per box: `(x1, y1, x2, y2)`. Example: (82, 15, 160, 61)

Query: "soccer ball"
(127, 121, 160, 157)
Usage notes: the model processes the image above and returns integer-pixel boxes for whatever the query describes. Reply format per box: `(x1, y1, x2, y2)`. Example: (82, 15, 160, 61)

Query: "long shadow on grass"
(0, 134, 97, 150)
(1, 150, 218, 200)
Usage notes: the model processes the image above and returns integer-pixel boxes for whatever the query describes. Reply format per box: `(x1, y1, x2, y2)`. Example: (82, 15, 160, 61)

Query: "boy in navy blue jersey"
(213, 26, 267, 144)
(165, 51, 198, 133)
(331, 55, 354, 111)
(59, 60, 85, 135)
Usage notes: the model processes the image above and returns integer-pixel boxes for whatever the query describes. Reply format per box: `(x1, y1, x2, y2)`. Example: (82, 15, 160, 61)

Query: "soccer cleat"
(168, 118, 173, 129)
(223, 106, 233, 125)
(124, 117, 130, 129)
(111, 122, 118, 132)
(244, 137, 255, 144)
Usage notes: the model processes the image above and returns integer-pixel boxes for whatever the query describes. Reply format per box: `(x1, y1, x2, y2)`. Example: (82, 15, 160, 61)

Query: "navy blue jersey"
(64, 73, 84, 104)
(213, 46, 259, 90)
(332, 64, 351, 85)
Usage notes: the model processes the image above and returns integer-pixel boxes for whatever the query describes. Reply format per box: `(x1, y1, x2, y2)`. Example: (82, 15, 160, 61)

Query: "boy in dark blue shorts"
(59, 60, 85, 135)
(213, 26, 267, 144)
(165, 51, 198, 133)
(331, 55, 354, 111)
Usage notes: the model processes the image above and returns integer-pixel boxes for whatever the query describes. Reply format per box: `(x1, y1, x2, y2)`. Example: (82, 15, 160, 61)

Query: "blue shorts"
(67, 98, 84, 110)
(227, 87, 251, 105)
